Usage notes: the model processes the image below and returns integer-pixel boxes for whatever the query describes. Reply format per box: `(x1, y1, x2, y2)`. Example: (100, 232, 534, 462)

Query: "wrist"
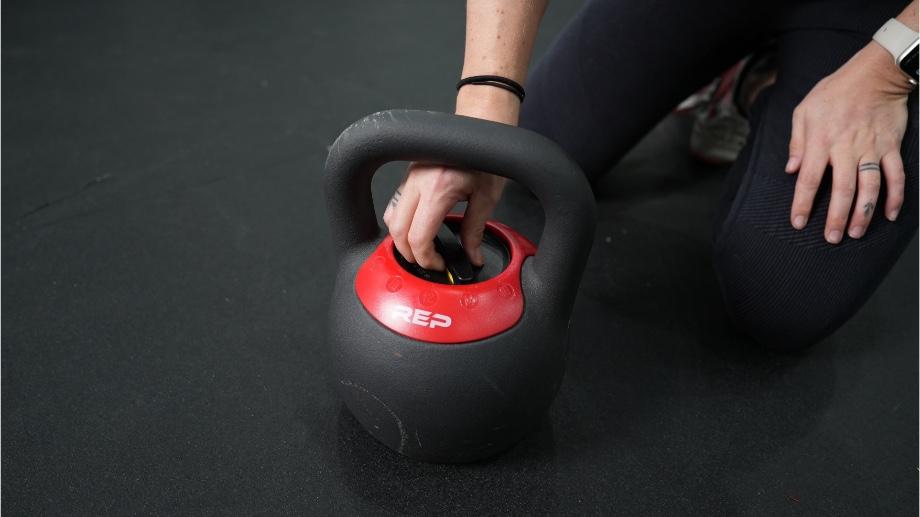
(455, 84, 521, 126)
(852, 41, 916, 94)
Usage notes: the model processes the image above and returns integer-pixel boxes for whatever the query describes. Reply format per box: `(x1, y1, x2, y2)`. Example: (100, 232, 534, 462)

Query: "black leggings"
(520, 0, 918, 349)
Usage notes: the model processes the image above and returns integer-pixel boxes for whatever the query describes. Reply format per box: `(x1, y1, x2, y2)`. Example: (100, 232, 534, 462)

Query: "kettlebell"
(324, 110, 596, 463)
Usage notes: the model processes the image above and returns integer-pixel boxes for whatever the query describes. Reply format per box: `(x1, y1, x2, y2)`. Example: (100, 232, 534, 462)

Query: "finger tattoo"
(864, 200, 874, 217)
(389, 189, 402, 208)
(859, 162, 881, 172)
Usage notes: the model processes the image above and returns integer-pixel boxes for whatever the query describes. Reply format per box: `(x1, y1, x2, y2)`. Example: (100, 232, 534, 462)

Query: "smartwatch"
(873, 18, 919, 85)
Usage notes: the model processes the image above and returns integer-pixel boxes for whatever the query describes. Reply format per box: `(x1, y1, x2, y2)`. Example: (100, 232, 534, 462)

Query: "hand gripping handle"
(324, 110, 596, 304)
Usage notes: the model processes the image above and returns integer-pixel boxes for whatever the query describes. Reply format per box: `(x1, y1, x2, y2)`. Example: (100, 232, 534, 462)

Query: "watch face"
(899, 44, 919, 82)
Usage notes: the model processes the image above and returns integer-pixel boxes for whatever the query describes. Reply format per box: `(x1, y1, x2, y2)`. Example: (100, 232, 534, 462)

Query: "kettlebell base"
(340, 401, 536, 464)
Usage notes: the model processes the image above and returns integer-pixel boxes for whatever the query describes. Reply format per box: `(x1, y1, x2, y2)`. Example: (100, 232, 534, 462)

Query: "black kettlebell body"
(324, 110, 596, 463)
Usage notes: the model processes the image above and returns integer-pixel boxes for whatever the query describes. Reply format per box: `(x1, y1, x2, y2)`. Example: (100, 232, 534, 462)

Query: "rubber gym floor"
(3, 1, 917, 515)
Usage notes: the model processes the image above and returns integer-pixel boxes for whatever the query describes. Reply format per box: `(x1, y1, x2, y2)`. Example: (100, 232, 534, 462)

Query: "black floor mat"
(3, 1, 917, 515)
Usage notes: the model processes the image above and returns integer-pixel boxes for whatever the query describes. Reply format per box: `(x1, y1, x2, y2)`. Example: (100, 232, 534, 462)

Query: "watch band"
(874, 18, 919, 56)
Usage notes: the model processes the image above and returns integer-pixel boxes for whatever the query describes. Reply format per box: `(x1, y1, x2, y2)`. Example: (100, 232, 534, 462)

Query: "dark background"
(3, 1, 917, 515)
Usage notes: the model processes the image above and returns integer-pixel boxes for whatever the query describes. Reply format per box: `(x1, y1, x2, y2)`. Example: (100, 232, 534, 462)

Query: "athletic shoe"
(689, 59, 751, 164)
(685, 47, 777, 164)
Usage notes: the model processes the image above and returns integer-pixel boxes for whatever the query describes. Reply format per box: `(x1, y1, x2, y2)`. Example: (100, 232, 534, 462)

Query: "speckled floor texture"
(3, 1, 917, 515)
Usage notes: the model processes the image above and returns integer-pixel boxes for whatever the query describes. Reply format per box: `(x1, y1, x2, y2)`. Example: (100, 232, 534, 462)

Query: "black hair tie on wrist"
(456, 75, 525, 103)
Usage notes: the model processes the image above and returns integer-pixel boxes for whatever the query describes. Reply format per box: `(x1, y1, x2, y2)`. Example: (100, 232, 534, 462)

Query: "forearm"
(456, 0, 549, 125)
(895, 0, 918, 30)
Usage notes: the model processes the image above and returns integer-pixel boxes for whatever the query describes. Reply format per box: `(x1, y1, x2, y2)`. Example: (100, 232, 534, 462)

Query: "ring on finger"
(858, 161, 881, 174)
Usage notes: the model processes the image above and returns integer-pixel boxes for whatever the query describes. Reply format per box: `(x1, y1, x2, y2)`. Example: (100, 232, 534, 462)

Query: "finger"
(459, 192, 499, 267)
(790, 146, 829, 230)
(880, 151, 906, 221)
(386, 187, 420, 264)
(786, 107, 805, 173)
(408, 193, 456, 271)
(847, 160, 882, 239)
(824, 153, 858, 244)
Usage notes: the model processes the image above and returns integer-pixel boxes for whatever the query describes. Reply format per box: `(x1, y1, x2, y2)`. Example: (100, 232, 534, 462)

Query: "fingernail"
(828, 230, 842, 244)
(473, 248, 484, 266)
(889, 209, 899, 221)
(850, 226, 864, 239)
(786, 156, 799, 171)
(793, 215, 806, 229)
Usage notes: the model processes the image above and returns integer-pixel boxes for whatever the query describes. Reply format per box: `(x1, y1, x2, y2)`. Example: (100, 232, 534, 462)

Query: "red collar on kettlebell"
(355, 215, 536, 344)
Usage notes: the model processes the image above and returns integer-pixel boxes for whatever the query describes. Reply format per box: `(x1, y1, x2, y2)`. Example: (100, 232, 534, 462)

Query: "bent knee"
(714, 255, 853, 351)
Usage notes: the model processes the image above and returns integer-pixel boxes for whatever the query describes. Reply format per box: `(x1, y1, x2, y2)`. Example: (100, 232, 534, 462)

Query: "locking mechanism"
(394, 220, 511, 285)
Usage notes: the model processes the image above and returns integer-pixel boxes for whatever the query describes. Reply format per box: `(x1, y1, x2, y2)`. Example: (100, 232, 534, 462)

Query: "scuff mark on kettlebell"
(340, 379, 408, 453)
(480, 372, 508, 401)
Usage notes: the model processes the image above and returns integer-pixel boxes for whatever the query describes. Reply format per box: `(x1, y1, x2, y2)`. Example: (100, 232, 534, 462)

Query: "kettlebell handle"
(324, 110, 596, 296)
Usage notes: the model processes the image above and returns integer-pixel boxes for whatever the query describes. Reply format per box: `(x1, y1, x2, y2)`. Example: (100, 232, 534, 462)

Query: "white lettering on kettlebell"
(392, 305, 452, 329)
